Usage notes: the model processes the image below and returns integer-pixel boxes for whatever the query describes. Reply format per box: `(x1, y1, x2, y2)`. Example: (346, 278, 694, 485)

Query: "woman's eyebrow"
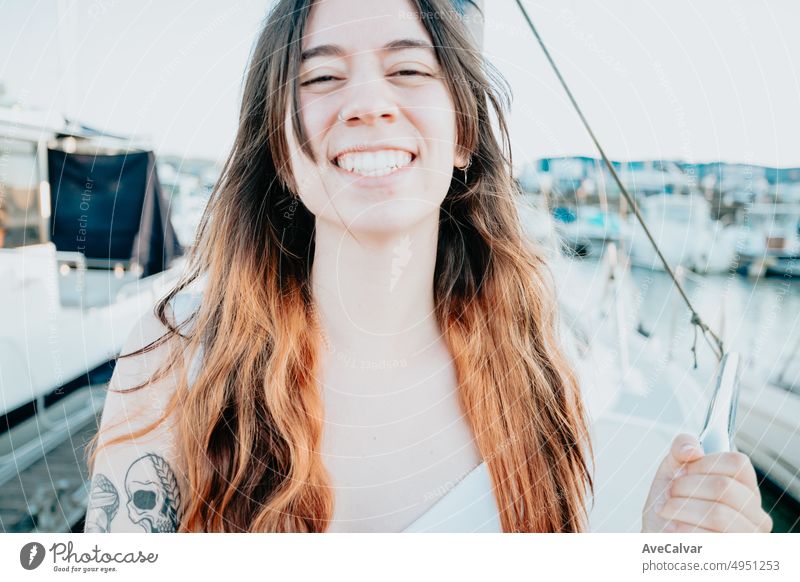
(301, 38, 436, 62)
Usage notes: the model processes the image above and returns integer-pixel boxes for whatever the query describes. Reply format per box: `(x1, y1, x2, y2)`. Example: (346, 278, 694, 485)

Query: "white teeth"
(335, 150, 413, 177)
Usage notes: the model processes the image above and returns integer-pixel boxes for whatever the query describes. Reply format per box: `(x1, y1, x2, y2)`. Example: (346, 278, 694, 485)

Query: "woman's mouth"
(330, 149, 416, 178)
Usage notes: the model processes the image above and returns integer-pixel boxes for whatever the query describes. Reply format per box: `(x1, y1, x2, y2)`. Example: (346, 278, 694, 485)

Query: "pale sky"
(1, 0, 799, 168)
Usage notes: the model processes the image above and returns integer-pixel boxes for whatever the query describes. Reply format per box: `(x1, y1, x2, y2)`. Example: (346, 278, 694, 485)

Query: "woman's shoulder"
(164, 277, 208, 388)
(165, 276, 207, 333)
(107, 275, 208, 410)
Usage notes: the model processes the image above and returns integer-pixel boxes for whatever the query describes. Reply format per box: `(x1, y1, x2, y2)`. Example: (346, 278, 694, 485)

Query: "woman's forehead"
(303, 0, 432, 52)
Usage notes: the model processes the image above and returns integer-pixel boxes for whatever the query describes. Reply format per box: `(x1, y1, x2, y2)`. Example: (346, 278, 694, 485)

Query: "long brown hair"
(88, 0, 594, 532)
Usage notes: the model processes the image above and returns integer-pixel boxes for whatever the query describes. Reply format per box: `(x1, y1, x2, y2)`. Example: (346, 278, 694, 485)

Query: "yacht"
(625, 193, 739, 274)
(554, 205, 631, 258)
(734, 203, 800, 278)
(736, 346, 800, 502)
(0, 106, 185, 530)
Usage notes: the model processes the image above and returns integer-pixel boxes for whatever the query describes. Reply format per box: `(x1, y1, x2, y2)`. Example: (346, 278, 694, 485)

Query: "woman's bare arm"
(85, 307, 186, 533)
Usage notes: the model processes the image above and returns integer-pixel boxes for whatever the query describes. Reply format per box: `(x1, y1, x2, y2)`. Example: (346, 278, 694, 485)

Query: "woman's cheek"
(282, 116, 327, 209)
(413, 97, 460, 167)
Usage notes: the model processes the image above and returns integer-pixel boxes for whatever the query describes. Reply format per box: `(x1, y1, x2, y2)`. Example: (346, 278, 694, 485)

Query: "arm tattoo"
(84, 473, 120, 533)
(124, 453, 182, 533)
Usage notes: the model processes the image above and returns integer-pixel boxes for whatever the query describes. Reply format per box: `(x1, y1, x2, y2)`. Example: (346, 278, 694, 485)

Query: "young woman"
(85, 0, 771, 533)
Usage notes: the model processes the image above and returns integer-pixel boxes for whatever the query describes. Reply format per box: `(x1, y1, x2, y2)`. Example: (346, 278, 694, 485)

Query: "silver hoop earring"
(457, 157, 472, 183)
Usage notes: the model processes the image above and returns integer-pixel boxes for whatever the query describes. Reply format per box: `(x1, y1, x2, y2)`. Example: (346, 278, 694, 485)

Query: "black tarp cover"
(48, 148, 183, 276)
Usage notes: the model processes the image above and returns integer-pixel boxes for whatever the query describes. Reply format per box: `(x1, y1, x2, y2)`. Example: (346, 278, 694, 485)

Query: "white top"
(167, 289, 504, 532)
(402, 460, 501, 532)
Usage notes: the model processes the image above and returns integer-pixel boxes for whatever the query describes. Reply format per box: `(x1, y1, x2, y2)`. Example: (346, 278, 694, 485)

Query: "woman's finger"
(683, 451, 758, 489)
(670, 473, 767, 528)
(658, 497, 760, 532)
(650, 434, 705, 483)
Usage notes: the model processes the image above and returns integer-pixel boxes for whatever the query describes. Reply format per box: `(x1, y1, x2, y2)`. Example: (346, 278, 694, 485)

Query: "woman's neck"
(310, 216, 443, 363)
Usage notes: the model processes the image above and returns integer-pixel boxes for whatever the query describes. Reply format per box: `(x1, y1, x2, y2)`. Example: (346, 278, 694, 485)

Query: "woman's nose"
(337, 76, 400, 126)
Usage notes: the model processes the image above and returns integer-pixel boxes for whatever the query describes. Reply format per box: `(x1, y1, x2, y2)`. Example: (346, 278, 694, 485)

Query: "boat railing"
(0, 383, 106, 487)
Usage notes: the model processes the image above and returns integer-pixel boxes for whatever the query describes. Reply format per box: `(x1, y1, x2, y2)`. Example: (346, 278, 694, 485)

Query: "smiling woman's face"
(285, 0, 468, 237)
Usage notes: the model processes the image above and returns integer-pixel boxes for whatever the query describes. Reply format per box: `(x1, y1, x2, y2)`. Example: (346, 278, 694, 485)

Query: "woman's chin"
(320, 199, 440, 239)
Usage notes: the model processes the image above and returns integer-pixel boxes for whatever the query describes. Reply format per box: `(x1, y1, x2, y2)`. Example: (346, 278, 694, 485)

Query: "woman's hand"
(641, 433, 772, 533)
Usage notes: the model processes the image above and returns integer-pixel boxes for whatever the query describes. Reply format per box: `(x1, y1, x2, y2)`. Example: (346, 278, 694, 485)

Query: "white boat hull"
(736, 381, 800, 502)
(0, 243, 183, 416)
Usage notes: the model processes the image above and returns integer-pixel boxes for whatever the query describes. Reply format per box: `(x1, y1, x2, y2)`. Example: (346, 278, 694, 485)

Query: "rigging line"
(512, 0, 724, 362)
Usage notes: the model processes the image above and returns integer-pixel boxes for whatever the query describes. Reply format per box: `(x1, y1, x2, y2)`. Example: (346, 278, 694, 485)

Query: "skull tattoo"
(124, 453, 181, 532)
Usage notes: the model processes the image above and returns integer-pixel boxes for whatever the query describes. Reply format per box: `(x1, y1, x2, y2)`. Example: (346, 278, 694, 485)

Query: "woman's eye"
(391, 69, 428, 78)
(301, 70, 430, 86)
(301, 75, 339, 86)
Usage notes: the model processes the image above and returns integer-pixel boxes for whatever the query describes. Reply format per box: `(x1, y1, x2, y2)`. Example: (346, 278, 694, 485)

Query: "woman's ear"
(454, 145, 471, 169)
